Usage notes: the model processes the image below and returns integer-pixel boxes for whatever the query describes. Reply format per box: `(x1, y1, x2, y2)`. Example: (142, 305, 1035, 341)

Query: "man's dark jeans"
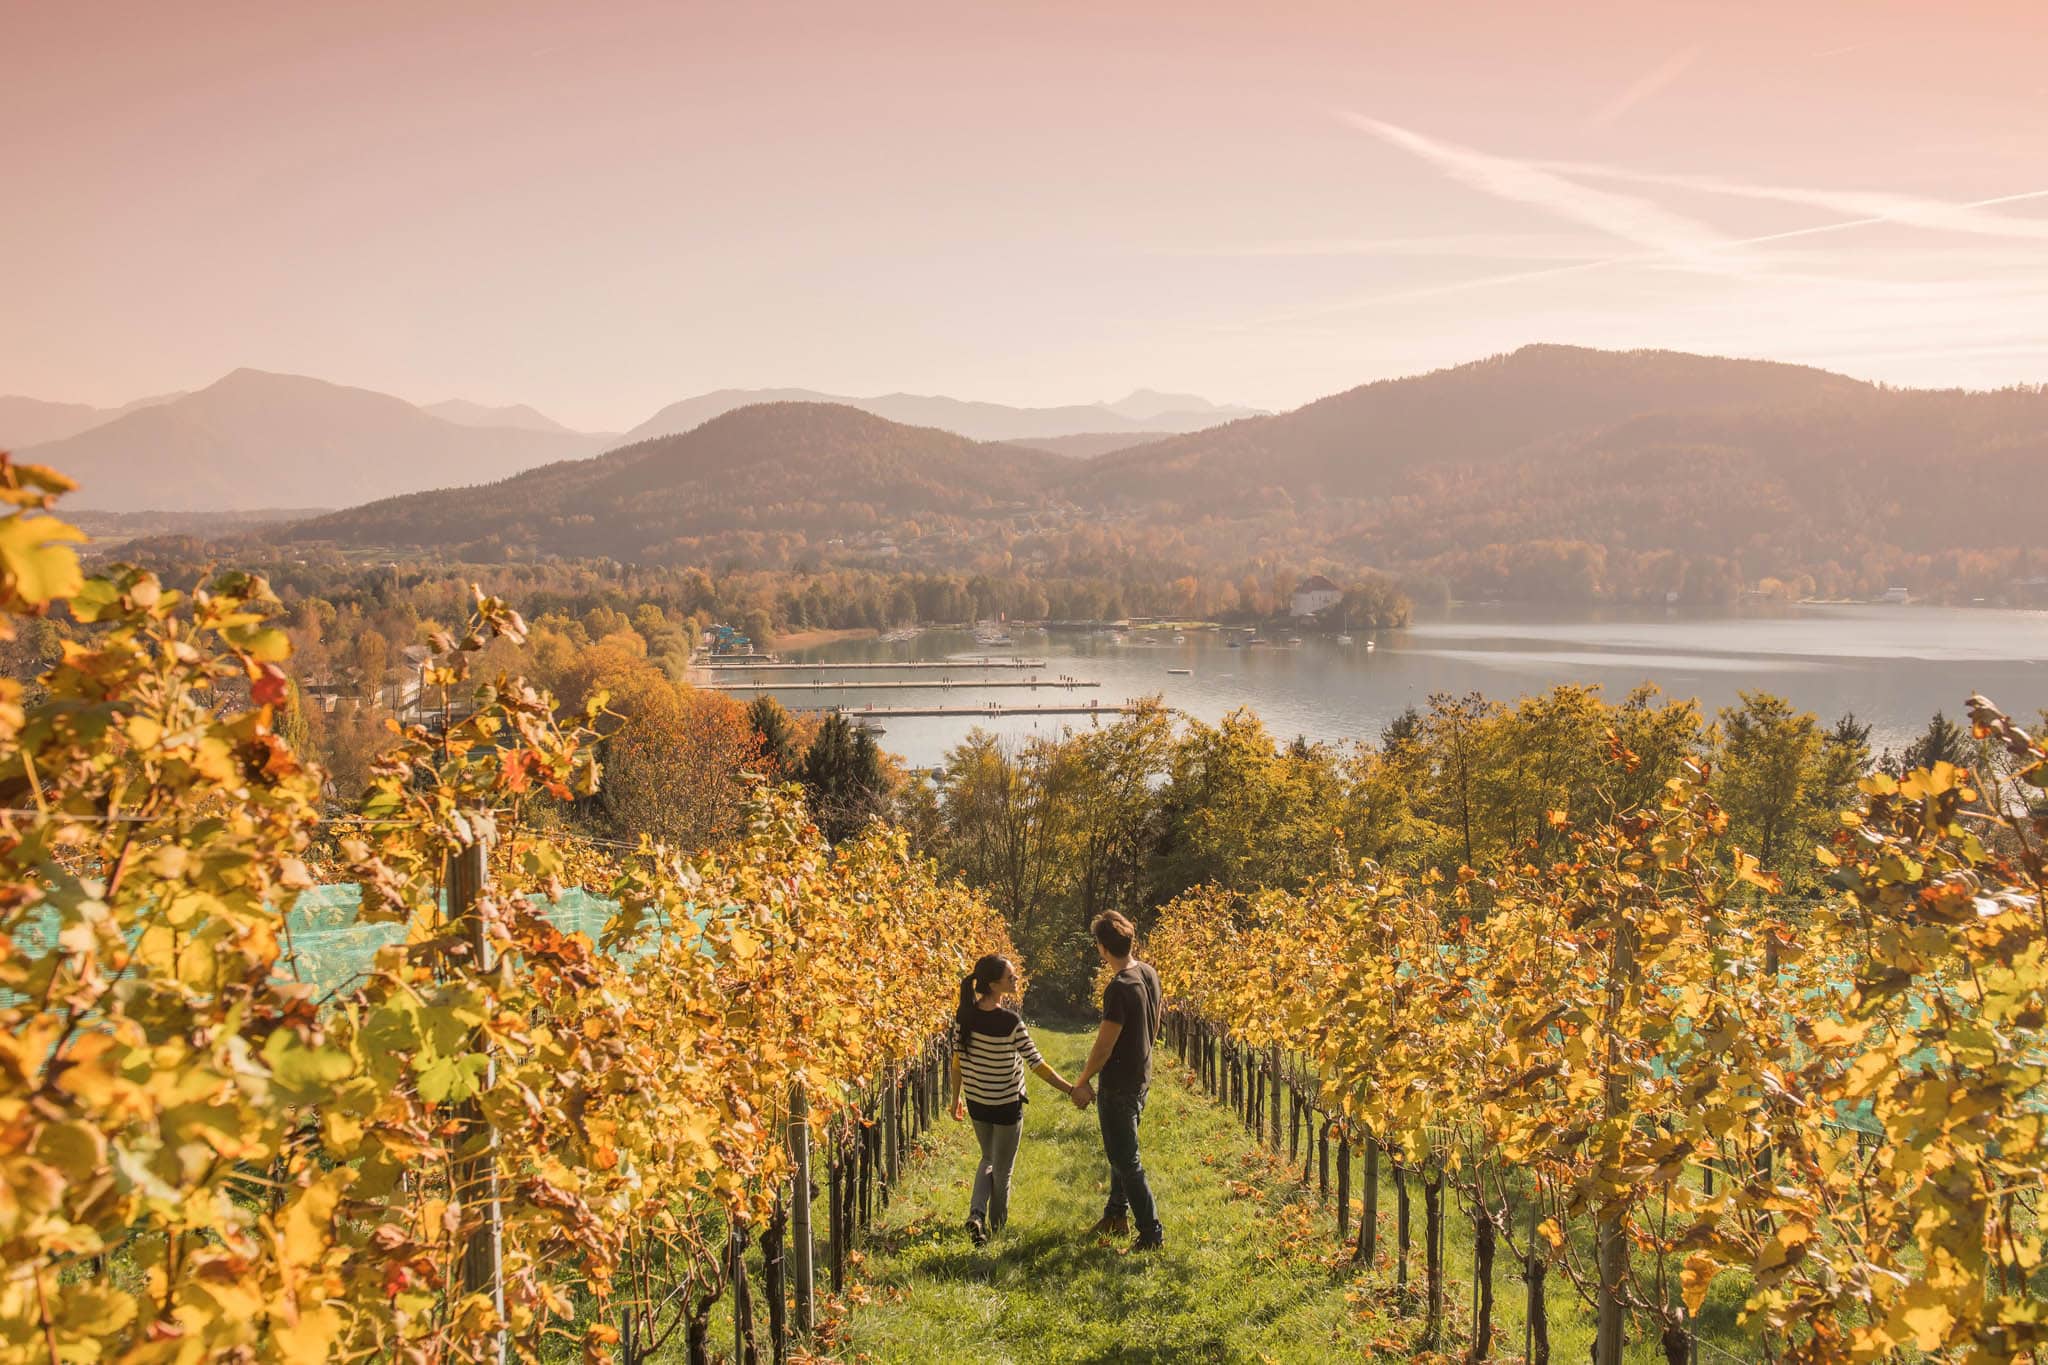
(1098, 1084, 1160, 1239)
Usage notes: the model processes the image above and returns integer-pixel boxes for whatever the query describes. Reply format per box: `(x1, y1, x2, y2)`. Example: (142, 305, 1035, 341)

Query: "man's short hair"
(1091, 911, 1135, 957)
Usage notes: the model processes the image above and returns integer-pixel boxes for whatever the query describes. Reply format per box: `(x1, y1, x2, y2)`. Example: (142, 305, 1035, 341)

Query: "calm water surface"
(756, 606, 2048, 768)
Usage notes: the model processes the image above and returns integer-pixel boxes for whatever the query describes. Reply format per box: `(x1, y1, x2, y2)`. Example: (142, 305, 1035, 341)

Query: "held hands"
(1070, 1079, 1094, 1110)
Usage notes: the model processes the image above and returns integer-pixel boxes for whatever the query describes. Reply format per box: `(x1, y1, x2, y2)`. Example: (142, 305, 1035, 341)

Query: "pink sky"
(5, 0, 2046, 428)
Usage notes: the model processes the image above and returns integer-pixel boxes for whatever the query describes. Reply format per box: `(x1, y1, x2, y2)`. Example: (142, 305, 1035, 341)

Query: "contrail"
(1267, 180, 2048, 321)
(1589, 46, 1702, 128)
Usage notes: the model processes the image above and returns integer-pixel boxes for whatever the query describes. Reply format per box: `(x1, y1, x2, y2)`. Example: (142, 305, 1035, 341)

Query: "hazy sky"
(7, 0, 2046, 428)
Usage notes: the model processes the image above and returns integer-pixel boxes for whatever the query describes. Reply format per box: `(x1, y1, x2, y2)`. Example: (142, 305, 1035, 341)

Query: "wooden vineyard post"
(1318, 1121, 1331, 1201)
(1357, 1138, 1379, 1264)
(865, 1118, 879, 1225)
(1337, 1133, 1351, 1241)
(447, 834, 506, 1365)
(827, 1133, 845, 1293)
(1269, 1045, 1283, 1150)
(1394, 1159, 1411, 1295)
(1594, 923, 1638, 1365)
(850, 1119, 863, 1238)
(761, 1200, 788, 1365)
(783, 872, 815, 1339)
(787, 1085, 815, 1336)
(858, 1118, 872, 1231)
(883, 1064, 899, 1193)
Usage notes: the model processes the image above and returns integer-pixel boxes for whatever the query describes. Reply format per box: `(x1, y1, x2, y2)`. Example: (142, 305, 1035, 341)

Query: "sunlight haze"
(7, 0, 2045, 427)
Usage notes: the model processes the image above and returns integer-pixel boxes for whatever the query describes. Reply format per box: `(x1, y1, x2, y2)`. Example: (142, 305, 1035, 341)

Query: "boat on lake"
(1167, 666, 1192, 675)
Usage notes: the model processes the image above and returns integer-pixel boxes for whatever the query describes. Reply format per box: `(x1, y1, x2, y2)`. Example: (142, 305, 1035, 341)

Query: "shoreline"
(770, 626, 879, 653)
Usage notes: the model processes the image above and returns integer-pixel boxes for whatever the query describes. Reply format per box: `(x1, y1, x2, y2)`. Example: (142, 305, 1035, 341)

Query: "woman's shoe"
(967, 1216, 989, 1247)
(1088, 1214, 1129, 1238)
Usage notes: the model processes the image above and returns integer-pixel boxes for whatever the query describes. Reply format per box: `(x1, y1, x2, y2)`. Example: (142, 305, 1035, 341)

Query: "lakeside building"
(1289, 574, 1342, 618)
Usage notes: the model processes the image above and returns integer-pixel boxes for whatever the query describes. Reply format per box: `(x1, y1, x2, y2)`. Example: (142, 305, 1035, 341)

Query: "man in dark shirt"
(1071, 910, 1163, 1250)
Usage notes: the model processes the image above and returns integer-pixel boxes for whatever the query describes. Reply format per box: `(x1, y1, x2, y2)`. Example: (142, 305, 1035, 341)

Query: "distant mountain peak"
(1102, 388, 1251, 422)
(425, 397, 585, 436)
(24, 371, 608, 513)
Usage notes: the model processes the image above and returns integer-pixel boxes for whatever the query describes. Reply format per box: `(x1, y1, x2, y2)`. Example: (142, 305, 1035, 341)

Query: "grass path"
(830, 1025, 1406, 1364)
(830, 1026, 1751, 1364)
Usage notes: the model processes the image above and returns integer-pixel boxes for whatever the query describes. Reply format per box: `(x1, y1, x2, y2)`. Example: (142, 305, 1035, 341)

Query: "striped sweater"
(956, 1006, 1043, 1110)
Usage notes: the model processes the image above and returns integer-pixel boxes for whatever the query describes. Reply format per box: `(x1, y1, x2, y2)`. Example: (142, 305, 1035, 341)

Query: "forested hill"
(1069, 344, 1875, 504)
(279, 346, 2048, 602)
(1070, 345, 2048, 599)
(294, 401, 1065, 562)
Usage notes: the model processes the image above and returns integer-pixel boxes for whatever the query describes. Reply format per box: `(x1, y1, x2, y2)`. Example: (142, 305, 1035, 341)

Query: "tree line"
(898, 687, 2017, 1011)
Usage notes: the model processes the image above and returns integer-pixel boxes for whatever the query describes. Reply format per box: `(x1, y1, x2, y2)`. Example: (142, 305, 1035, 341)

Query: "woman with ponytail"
(947, 954, 1075, 1245)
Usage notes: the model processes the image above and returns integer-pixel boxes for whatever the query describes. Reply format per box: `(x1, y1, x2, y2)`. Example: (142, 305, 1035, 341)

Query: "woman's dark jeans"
(1097, 1085, 1160, 1239)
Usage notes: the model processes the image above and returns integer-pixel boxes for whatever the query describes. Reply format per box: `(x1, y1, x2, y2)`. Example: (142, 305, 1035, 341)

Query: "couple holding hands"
(947, 911, 1164, 1253)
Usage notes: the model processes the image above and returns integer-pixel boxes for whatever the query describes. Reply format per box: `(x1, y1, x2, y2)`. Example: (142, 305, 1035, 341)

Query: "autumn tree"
(1713, 691, 1821, 881)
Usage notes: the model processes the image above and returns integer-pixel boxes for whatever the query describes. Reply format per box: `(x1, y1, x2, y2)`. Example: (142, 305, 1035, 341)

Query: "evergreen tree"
(746, 695, 801, 777)
(1899, 710, 1970, 774)
(799, 713, 888, 843)
(1380, 706, 1424, 750)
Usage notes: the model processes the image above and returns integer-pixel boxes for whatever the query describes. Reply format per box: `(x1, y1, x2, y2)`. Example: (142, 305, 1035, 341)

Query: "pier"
(696, 657, 1049, 671)
(799, 701, 1140, 719)
(701, 677, 1095, 693)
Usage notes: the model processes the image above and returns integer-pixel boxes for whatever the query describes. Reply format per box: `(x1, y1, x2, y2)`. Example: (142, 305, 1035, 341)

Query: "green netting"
(283, 883, 626, 996)
(0, 884, 633, 1008)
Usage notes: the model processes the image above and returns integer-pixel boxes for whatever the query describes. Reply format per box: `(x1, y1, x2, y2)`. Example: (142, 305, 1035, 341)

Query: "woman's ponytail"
(955, 954, 1012, 1050)
(955, 972, 978, 1045)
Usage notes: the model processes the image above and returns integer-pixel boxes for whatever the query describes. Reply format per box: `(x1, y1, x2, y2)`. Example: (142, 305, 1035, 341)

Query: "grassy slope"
(831, 1026, 1751, 1365)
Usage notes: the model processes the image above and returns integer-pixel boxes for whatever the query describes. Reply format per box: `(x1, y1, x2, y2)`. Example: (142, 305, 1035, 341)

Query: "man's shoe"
(1088, 1215, 1129, 1238)
(1128, 1232, 1165, 1253)
(967, 1216, 989, 1247)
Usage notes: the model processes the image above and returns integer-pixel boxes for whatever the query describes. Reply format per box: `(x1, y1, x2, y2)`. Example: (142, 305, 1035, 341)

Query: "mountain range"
(4, 374, 1252, 512)
(263, 345, 2048, 604)
(20, 371, 612, 513)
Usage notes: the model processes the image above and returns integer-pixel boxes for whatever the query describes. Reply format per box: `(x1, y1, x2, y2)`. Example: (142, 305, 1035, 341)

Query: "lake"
(753, 606, 2048, 768)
